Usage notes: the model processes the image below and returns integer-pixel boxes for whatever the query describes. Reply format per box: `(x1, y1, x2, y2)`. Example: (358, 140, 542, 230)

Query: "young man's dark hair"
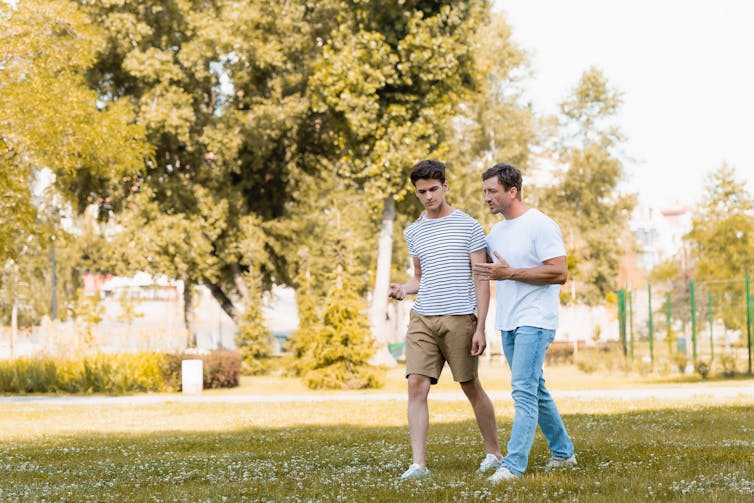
(482, 163, 522, 199)
(410, 159, 446, 186)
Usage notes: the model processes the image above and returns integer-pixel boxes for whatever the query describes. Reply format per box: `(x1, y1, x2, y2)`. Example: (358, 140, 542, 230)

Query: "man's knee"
(460, 377, 484, 400)
(407, 374, 431, 399)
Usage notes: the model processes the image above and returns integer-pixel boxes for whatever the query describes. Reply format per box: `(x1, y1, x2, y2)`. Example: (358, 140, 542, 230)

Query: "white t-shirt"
(405, 210, 487, 316)
(485, 208, 566, 331)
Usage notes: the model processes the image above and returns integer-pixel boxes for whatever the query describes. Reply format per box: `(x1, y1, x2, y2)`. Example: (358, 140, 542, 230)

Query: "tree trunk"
(370, 195, 397, 366)
(183, 279, 197, 348)
(205, 281, 240, 325)
(230, 263, 249, 308)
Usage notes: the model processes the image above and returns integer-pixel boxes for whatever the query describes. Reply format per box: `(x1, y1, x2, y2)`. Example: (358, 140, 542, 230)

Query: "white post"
(181, 359, 203, 394)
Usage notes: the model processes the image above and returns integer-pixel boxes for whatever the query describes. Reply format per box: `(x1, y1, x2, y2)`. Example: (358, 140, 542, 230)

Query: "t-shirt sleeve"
(535, 217, 566, 261)
(405, 228, 417, 257)
(467, 220, 487, 253)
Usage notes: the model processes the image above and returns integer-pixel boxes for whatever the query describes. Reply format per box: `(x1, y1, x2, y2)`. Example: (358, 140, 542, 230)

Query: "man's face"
(414, 178, 448, 211)
(483, 176, 516, 215)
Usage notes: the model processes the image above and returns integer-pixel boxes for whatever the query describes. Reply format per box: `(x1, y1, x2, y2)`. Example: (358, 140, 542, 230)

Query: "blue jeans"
(500, 326, 574, 476)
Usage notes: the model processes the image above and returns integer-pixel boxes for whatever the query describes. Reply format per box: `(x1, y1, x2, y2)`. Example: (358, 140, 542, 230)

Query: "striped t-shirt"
(404, 209, 487, 316)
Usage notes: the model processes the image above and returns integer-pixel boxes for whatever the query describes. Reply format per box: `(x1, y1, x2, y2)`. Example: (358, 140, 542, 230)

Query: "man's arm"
(469, 248, 489, 356)
(388, 257, 421, 300)
(472, 251, 567, 285)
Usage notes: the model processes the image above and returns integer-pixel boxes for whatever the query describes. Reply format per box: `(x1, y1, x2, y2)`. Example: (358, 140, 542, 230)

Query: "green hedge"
(0, 350, 241, 394)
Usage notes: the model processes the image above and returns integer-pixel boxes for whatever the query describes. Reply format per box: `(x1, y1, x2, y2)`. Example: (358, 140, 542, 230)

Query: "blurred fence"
(617, 276, 753, 374)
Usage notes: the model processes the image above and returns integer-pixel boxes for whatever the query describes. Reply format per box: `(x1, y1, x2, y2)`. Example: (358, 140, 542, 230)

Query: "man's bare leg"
(460, 377, 502, 457)
(407, 373, 432, 467)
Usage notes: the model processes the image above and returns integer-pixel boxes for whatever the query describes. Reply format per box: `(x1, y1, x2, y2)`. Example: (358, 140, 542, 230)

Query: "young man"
(389, 159, 502, 480)
(473, 162, 576, 483)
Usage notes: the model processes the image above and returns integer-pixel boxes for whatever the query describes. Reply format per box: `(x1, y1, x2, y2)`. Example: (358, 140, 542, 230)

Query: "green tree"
(440, 12, 536, 225)
(234, 273, 272, 375)
(686, 164, 754, 332)
(1, 0, 150, 333)
(77, 0, 341, 339)
(0, 0, 148, 264)
(285, 171, 380, 386)
(541, 67, 636, 304)
(308, 1, 492, 344)
(72, 289, 104, 350)
(301, 268, 382, 390)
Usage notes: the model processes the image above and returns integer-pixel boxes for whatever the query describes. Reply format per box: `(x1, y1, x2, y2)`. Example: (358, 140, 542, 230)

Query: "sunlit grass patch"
(1, 395, 753, 501)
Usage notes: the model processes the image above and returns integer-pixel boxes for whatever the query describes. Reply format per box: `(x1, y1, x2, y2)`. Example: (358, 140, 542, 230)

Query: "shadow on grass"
(1, 404, 753, 502)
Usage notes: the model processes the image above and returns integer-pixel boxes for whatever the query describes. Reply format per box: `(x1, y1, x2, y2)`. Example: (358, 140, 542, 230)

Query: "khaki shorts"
(405, 311, 478, 384)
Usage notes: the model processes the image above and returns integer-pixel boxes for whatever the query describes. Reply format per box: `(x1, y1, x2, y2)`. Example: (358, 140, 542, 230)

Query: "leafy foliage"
(0, 0, 149, 263)
(0, 353, 167, 393)
(686, 164, 754, 331)
(300, 273, 382, 390)
(235, 274, 273, 375)
(284, 174, 381, 388)
(441, 12, 536, 226)
(541, 67, 637, 305)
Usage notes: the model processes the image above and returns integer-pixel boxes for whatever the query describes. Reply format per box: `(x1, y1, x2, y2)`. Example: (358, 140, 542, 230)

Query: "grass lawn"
(1, 362, 754, 501)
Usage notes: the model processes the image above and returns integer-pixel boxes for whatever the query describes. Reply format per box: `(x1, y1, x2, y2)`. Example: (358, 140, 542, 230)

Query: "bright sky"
(495, 0, 754, 208)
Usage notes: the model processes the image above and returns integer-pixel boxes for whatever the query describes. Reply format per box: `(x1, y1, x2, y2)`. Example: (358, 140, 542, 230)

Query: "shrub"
(0, 357, 57, 393)
(574, 355, 599, 374)
(161, 350, 242, 390)
(695, 360, 710, 379)
(719, 353, 737, 377)
(0, 351, 243, 393)
(304, 361, 383, 390)
(671, 353, 688, 374)
(573, 343, 625, 374)
(0, 353, 168, 393)
(202, 350, 241, 388)
(545, 342, 575, 365)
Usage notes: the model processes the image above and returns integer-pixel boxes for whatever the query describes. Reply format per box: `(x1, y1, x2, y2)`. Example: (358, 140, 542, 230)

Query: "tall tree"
(0, 0, 148, 264)
(308, 1, 491, 345)
(541, 67, 636, 304)
(1, 0, 149, 330)
(440, 12, 536, 225)
(78, 0, 340, 335)
(286, 172, 381, 388)
(686, 164, 754, 332)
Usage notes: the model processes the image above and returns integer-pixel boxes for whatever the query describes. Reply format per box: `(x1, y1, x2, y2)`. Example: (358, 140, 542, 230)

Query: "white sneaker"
(400, 463, 429, 480)
(487, 466, 517, 483)
(544, 454, 577, 471)
(478, 453, 502, 473)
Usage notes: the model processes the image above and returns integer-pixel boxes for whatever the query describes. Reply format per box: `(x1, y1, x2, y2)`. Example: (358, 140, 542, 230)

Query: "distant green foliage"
(0, 0, 149, 264)
(0, 351, 241, 393)
(686, 164, 754, 332)
(542, 67, 637, 305)
(235, 275, 273, 375)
